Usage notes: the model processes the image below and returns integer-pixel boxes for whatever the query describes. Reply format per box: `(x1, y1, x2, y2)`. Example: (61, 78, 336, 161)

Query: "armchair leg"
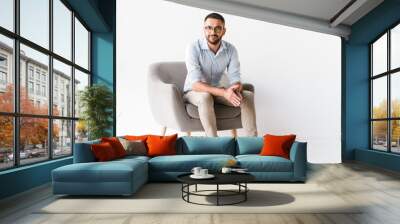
(231, 129, 237, 138)
(186, 131, 191, 136)
(161, 126, 167, 136)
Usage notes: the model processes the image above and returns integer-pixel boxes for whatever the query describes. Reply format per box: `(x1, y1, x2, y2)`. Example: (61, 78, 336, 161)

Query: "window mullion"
(13, 0, 20, 167)
(71, 10, 76, 155)
(388, 31, 391, 152)
(48, 0, 54, 160)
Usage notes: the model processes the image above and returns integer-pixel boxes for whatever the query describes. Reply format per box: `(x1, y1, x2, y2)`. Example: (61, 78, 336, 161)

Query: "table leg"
(245, 183, 247, 201)
(195, 184, 197, 192)
(187, 184, 190, 202)
(217, 184, 219, 206)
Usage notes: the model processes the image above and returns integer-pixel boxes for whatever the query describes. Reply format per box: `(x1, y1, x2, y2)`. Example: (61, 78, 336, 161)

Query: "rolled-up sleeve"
(227, 45, 241, 84)
(185, 43, 204, 86)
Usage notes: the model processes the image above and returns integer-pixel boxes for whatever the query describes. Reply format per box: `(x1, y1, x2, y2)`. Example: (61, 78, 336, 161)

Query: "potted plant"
(79, 84, 113, 140)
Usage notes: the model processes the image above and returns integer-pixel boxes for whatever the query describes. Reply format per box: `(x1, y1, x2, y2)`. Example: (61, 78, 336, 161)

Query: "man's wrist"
(219, 87, 227, 97)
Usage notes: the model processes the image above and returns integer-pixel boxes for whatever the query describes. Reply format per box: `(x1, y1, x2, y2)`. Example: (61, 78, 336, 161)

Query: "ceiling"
(165, 0, 384, 39)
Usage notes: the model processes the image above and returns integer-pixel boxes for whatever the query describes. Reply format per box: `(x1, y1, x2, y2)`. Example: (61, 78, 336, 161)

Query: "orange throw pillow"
(259, 134, 296, 159)
(146, 134, 178, 157)
(91, 142, 117, 161)
(124, 135, 150, 141)
(101, 137, 127, 158)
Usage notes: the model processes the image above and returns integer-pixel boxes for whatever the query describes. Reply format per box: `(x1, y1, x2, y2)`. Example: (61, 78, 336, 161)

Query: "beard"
(207, 35, 221, 45)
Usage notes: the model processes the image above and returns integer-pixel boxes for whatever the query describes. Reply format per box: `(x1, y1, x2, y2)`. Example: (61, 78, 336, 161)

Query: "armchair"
(148, 61, 254, 136)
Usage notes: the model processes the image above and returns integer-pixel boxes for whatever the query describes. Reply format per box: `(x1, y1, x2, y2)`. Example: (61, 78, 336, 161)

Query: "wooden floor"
(1, 162, 400, 224)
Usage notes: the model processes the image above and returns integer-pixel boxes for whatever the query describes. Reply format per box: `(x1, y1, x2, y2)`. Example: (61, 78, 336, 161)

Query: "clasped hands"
(223, 83, 243, 107)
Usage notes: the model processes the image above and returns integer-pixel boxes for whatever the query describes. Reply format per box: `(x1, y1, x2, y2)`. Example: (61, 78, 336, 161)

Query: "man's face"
(203, 18, 225, 45)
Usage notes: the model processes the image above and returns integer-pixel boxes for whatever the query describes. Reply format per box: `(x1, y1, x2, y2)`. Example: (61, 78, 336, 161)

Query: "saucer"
(190, 174, 215, 179)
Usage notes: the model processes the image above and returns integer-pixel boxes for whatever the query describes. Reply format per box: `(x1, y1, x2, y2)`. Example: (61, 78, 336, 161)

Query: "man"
(183, 12, 257, 137)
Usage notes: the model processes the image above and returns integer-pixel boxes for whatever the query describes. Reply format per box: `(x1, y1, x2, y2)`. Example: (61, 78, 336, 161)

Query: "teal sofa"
(52, 136, 307, 196)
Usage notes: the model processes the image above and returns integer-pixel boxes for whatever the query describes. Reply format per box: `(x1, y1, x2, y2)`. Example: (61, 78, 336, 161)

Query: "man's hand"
(231, 82, 243, 92)
(224, 84, 242, 107)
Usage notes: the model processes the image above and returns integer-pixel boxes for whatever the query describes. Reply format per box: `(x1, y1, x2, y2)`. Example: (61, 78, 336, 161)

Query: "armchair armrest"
(242, 83, 254, 92)
(147, 70, 191, 130)
(289, 141, 307, 182)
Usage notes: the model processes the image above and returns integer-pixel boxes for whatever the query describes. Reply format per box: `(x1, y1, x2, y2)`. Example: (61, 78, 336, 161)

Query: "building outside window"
(0, 0, 91, 170)
(0, 54, 7, 90)
(28, 66, 34, 80)
(0, 54, 7, 67)
(28, 81, 34, 94)
(41, 73, 46, 83)
(35, 83, 40, 95)
(35, 70, 40, 81)
(0, 71, 6, 84)
(42, 85, 46, 97)
(370, 23, 400, 154)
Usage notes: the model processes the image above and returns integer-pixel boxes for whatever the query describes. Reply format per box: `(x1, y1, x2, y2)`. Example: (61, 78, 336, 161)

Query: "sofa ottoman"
(52, 154, 149, 196)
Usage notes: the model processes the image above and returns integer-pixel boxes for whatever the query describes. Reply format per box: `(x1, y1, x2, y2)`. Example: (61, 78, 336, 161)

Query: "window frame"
(0, 0, 92, 171)
(370, 20, 400, 154)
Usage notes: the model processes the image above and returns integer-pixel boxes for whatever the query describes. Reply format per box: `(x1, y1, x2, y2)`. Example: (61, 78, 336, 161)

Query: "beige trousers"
(183, 90, 257, 137)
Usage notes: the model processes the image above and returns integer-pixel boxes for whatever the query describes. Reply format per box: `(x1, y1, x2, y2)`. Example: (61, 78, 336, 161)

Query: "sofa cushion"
(118, 138, 147, 156)
(186, 103, 241, 119)
(236, 155, 293, 172)
(101, 137, 127, 158)
(53, 158, 148, 183)
(260, 134, 296, 159)
(236, 137, 263, 155)
(124, 135, 150, 141)
(148, 154, 235, 172)
(147, 134, 178, 157)
(177, 136, 236, 155)
(91, 142, 118, 161)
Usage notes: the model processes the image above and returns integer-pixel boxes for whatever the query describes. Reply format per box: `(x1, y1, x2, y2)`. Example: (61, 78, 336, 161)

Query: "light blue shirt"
(183, 38, 241, 92)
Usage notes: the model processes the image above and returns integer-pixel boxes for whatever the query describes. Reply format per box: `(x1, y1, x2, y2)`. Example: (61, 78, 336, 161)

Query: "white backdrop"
(116, 0, 342, 163)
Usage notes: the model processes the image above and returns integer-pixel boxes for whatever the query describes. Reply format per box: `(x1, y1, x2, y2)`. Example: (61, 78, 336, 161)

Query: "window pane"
(20, 0, 49, 49)
(74, 69, 89, 118)
(0, 34, 14, 112)
(75, 18, 89, 69)
(372, 77, 387, 119)
(372, 33, 387, 76)
(372, 121, 388, 151)
(391, 24, 400, 70)
(0, 0, 13, 31)
(391, 120, 400, 153)
(20, 44, 49, 115)
(53, 119, 72, 157)
(53, 0, 72, 60)
(75, 120, 88, 143)
(392, 72, 400, 118)
(53, 59, 72, 117)
(0, 116, 13, 170)
(20, 117, 49, 165)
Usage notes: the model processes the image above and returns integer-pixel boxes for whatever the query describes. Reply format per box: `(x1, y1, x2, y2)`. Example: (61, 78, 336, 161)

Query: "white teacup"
(199, 169, 208, 176)
(191, 167, 202, 176)
(221, 167, 232, 174)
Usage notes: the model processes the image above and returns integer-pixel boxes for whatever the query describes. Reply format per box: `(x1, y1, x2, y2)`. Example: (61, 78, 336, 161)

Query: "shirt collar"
(200, 37, 226, 53)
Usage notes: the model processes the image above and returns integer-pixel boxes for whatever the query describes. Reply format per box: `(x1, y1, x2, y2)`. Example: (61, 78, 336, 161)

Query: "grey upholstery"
(148, 61, 254, 132)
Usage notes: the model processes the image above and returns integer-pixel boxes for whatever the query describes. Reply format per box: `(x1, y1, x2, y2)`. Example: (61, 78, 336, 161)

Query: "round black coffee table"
(177, 173, 255, 206)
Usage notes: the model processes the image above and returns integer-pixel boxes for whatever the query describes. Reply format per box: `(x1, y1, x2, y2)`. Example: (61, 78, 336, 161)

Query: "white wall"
(116, 0, 342, 163)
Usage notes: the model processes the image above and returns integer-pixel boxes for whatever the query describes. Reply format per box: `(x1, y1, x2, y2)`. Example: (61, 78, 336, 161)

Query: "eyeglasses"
(204, 25, 224, 33)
